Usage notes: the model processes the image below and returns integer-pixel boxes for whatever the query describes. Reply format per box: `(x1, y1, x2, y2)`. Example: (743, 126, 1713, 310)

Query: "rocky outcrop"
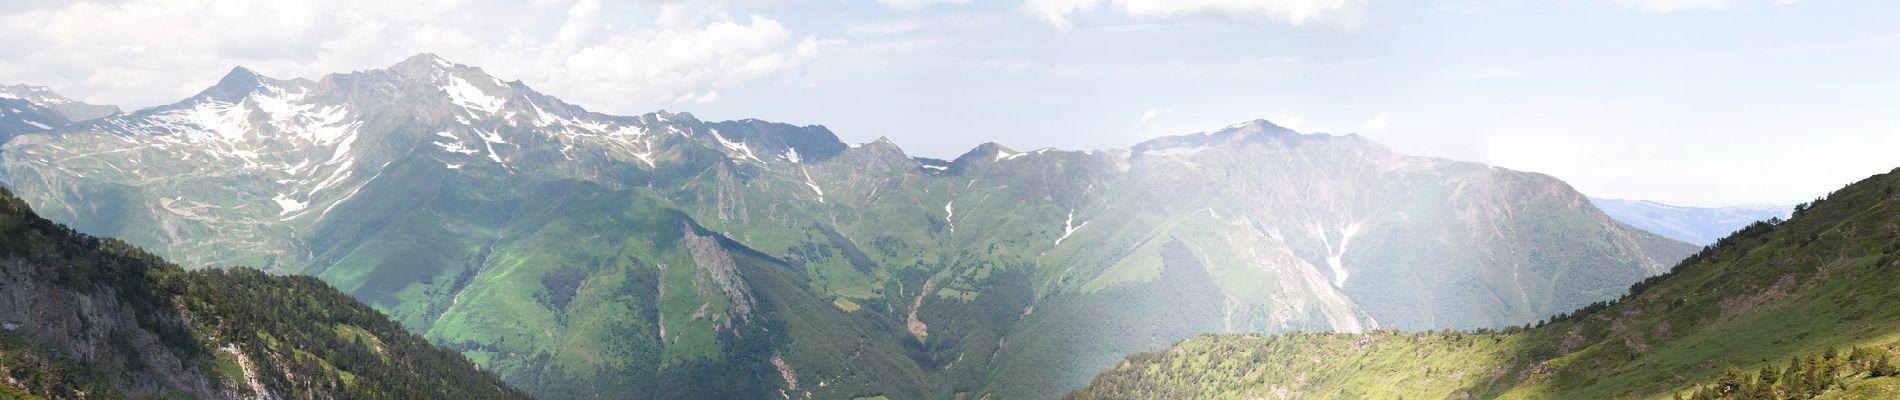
(684, 225, 754, 322)
(0, 257, 231, 398)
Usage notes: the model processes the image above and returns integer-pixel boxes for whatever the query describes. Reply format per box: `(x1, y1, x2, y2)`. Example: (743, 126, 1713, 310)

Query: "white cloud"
(0, 0, 822, 111)
(1140, 107, 1173, 124)
(1611, 0, 1735, 12)
(1453, 67, 1530, 81)
(538, 1, 820, 109)
(1359, 112, 1388, 132)
(1023, 0, 1102, 30)
(1023, 0, 1366, 30)
(845, 19, 927, 36)
(877, 0, 971, 11)
(1272, 114, 1305, 131)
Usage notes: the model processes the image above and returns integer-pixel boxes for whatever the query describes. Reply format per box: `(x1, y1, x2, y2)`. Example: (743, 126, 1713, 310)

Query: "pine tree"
(1874, 352, 1898, 378)
(1716, 366, 1749, 396)
(1782, 357, 1807, 399)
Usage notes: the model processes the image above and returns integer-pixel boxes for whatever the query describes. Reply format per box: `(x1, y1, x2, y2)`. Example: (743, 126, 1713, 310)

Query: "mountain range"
(1591, 198, 1794, 246)
(0, 84, 119, 144)
(0, 54, 1695, 399)
(1071, 168, 1900, 399)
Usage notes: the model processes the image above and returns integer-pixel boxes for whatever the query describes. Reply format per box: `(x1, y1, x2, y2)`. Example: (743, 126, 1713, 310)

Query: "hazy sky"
(2, 0, 1895, 207)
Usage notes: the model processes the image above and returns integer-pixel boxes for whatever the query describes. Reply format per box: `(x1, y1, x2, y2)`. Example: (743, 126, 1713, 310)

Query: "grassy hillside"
(0, 187, 527, 399)
(1072, 167, 1900, 399)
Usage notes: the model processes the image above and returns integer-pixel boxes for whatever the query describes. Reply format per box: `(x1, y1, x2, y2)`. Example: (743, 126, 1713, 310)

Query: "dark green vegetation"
(0, 54, 1693, 399)
(1071, 167, 1900, 400)
(1679, 346, 1896, 399)
(0, 188, 525, 399)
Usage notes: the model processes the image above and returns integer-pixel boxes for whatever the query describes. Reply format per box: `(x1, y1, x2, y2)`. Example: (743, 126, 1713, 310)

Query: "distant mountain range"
(1072, 167, 1900, 399)
(0, 54, 1694, 399)
(1591, 198, 1793, 245)
(0, 84, 118, 143)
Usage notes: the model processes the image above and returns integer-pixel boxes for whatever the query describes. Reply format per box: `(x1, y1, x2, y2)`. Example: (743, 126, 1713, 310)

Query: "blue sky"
(1, 0, 1895, 206)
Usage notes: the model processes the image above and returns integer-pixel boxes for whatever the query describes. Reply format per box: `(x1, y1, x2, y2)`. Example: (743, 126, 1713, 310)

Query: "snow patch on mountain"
(711, 129, 761, 162)
(802, 168, 825, 203)
(308, 160, 354, 194)
(944, 201, 956, 232)
(435, 131, 479, 155)
(273, 193, 307, 215)
(170, 100, 251, 141)
(474, 128, 507, 144)
(443, 75, 507, 115)
(1322, 221, 1364, 288)
(1054, 209, 1088, 246)
(1143, 144, 1208, 157)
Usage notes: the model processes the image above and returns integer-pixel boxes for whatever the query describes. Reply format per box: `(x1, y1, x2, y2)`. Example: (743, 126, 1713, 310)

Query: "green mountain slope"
(0, 188, 525, 399)
(1070, 167, 1900, 399)
(0, 54, 1694, 399)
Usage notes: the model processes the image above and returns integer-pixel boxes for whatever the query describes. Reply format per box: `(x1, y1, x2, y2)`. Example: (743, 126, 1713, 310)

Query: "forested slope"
(0, 188, 526, 399)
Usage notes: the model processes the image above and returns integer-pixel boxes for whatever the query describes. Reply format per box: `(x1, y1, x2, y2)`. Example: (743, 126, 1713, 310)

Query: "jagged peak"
(223, 66, 264, 82)
(1129, 118, 1321, 156)
(187, 66, 278, 103)
(390, 53, 456, 73)
(1218, 118, 1301, 135)
(384, 53, 515, 93)
(643, 110, 700, 125)
(846, 136, 906, 156)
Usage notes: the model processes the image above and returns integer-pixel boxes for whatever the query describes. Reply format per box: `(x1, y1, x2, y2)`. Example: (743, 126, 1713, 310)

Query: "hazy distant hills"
(1073, 167, 1900, 399)
(1592, 198, 1793, 246)
(0, 54, 1694, 399)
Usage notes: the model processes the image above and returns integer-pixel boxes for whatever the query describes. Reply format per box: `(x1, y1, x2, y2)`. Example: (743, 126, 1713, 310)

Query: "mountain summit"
(0, 54, 1694, 399)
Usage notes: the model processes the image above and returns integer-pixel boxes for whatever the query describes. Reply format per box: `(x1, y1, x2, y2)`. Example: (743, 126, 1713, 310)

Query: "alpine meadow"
(0, 1, 1895, 399)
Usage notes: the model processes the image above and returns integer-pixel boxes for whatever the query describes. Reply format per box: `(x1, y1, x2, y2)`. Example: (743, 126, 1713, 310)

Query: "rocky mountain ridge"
(0, 54, 1696, 399)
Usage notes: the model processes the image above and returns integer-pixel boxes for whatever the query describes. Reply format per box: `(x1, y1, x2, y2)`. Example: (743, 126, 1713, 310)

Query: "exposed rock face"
(0, 257, 227, 398)
(685, 224, 753, 321)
